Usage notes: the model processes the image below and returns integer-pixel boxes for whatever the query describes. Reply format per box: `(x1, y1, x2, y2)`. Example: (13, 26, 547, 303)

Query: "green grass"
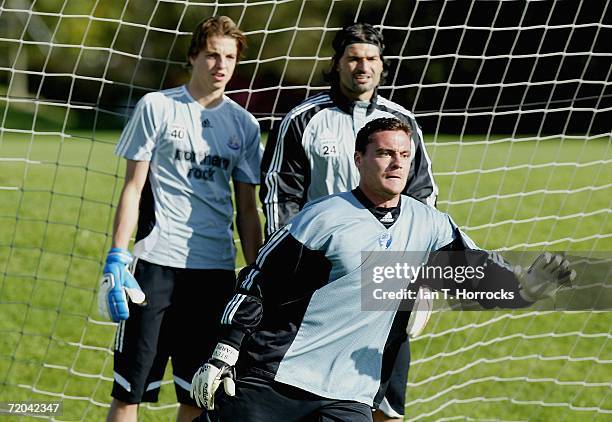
(0, 130, 610, 421)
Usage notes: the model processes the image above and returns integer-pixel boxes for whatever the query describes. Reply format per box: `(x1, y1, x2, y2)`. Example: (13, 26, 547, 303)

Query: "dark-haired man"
(261, 23, 437, 236)
(192, 118, 573, 421)
(97, 16, 262, 422)
(260, 22, 436, 420)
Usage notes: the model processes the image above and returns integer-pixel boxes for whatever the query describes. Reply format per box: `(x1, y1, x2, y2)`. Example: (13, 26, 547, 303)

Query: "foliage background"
(2, 0, 610, 133)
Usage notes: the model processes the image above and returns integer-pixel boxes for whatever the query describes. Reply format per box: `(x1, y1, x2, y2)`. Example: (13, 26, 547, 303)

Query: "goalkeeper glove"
(515, 252, 576, 302)
(406, 286, 433, 338)
(191, 343, 238, 410)
(97, 247, 146, 322)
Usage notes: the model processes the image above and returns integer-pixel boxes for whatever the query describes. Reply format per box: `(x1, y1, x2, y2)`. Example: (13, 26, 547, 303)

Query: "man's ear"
(354, 151, 362, 167)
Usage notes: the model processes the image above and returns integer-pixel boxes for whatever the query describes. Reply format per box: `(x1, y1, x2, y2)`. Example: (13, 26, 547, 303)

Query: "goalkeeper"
(97, 16, 262, 422)
(191, 118, 575, 421)
(260, 22, 437, 420)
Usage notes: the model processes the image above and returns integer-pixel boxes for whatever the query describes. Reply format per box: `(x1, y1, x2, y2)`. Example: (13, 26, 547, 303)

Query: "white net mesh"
(0, 0, 610, 420)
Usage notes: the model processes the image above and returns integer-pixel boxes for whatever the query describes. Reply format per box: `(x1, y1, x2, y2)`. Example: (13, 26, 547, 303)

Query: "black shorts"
(196, 376, 373, 422)
(111, 260, 236, 406)
(380, 337, 410, 418)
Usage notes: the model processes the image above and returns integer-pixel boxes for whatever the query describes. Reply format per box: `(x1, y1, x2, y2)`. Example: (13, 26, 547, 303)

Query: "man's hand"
(97, 248, 146, 322)
(191, 343, 239, 410)
(515, 252, 576, 302)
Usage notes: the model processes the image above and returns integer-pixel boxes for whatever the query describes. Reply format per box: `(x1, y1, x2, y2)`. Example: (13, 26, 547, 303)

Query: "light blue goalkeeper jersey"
(221, 190, 527, 407)
(115, 86, 262, 269)
(272, 193, 456, 405)
(220, 191, 473, 407)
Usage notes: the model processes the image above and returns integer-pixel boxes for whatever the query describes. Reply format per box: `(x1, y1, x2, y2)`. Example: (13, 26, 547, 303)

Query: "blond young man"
(98, 16, 262, 422)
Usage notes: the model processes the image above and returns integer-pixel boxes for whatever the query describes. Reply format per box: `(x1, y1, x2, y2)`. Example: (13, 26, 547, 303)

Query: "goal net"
(0, 0, 610, 420)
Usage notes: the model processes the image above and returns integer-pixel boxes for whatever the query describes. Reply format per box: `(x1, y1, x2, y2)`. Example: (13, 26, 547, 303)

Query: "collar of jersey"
(329, 85, 379, 116)
(182, 85, 228, 111)
(351, 188, 401, 229)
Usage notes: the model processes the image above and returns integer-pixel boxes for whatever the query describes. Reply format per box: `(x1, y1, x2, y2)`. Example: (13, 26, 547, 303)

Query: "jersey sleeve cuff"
(218, 326, 247, 350)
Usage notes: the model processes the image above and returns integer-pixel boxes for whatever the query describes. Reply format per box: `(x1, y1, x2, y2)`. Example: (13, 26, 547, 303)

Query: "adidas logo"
(380, 212, 394, 223)
(202, 118, 212, 128)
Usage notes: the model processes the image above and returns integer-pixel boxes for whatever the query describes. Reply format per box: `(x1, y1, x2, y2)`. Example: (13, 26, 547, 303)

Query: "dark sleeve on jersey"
(217, 228, 331, 349)
(423, 231, 532, 309)
(135, 173, 155, 242)
(260, 120, 311, 238)
(389, 113, 437, 206)
(407, 126, 436, 206)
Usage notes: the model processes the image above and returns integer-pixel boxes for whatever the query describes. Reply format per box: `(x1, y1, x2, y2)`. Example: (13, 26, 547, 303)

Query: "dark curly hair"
(324, 23, 389, 87)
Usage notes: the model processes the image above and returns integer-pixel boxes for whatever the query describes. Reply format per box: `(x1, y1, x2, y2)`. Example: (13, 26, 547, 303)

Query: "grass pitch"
(0, 129, 610, 420)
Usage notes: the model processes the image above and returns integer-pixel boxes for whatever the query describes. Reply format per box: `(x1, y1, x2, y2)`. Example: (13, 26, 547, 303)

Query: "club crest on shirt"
(227, 135, 241, 150)
(378, 232, 392, 249)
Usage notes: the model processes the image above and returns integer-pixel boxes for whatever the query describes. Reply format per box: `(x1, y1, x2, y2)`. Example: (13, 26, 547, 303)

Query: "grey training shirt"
(115, 86, 262, 269)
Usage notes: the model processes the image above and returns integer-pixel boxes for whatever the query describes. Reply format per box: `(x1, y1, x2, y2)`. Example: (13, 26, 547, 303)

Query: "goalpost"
(0, 0, 610, 420)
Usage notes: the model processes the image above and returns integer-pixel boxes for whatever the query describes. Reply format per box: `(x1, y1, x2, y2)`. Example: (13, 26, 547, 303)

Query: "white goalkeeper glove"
(515, 252, 576, 302)
(191, 343, 238, 410)
(406, 287, 434, 338)
(97, 248, 146, 322)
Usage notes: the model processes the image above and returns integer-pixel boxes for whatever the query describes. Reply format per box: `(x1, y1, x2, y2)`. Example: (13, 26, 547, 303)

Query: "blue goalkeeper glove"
(97, 248, 146, 322)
